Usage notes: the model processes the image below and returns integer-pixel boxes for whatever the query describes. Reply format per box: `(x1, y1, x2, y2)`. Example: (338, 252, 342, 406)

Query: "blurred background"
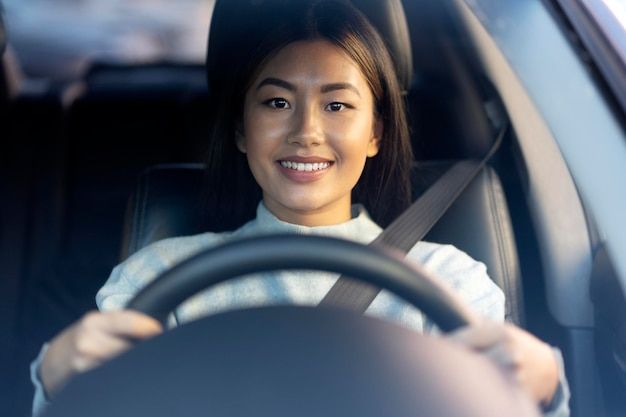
(2, 0, 214, 80)
(1, 2, 216, 417)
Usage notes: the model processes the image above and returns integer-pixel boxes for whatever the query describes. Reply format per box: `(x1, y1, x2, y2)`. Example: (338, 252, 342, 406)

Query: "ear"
(235, 126, 247, 154)
(367, 117, 382, 157)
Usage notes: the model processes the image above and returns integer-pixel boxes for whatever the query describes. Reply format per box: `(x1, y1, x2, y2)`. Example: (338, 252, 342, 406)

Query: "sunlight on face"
(239, 40, 381, 226)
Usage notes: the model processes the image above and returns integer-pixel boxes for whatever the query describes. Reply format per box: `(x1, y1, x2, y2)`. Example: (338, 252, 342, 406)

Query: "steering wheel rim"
(127, 234, 478, 332)
(46, 235, 541, 417)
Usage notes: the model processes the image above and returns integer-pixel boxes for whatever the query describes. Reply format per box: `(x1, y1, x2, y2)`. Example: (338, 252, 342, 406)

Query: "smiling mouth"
(278, 161, 333, 172)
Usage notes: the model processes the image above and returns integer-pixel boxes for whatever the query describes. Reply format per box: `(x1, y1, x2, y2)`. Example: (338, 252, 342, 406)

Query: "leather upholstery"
(121, 164, 209, 258)
(418, 162, 525, 325)
(122, 163, 525, 325)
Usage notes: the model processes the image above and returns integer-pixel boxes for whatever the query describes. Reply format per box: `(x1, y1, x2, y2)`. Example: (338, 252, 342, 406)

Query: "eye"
(325, 102, 348, 112)
(264, 98, 291, 109)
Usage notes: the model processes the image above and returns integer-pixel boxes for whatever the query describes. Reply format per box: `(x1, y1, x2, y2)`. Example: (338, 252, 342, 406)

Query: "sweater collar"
(235, 202, 382, 245)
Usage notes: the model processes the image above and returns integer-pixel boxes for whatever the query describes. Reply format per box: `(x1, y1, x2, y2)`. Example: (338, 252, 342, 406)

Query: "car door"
(451, 0, 626, 416)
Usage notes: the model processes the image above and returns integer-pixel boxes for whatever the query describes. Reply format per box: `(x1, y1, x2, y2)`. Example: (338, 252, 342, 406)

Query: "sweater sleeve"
(408, 242, 569, 416)
(542, 349, 571, 417)
(95, 239, 181, 311)
(411, 242, 505, 327)
(30, 344, 51, 417)
(96, 262, 143, 311)
(96, 234, 217, 311)
(30, 234, 215, 416)
(29, 258, 150, 416)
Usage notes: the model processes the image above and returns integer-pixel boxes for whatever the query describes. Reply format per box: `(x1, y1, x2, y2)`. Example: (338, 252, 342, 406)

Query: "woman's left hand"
(449, 321, 560, 407)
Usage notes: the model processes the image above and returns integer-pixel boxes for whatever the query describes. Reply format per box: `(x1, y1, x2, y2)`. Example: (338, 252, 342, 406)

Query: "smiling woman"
(24, 1, 570, 416)
(239, 39, 382, 226)
(4, 0, 626, 414)
(203, 0, 412, 229)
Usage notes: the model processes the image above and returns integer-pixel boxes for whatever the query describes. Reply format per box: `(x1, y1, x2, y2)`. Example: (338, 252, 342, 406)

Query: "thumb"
(448, 320, 505, 350)
(448, 321, 517, 368)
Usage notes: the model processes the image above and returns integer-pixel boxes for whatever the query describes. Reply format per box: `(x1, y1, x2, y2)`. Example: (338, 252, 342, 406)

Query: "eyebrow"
(256, 78, 361, 97)
(320, 82, 361, 97)
(256, 77, 295, 92)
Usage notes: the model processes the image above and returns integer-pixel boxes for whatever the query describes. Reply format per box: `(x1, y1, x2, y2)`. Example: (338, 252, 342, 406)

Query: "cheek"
(242, 108, 271, 160)
(243, 140, 270, 169)
(243, 109, 289, 148)
(334, 119, 377, 159)
(242, 104, 258, 141)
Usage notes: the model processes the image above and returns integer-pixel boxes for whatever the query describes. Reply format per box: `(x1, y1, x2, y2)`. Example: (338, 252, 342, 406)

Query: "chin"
(282, 199, 329, 214)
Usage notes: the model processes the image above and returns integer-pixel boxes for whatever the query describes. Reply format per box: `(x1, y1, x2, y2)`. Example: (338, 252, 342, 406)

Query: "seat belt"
(319, 124, 508, 312)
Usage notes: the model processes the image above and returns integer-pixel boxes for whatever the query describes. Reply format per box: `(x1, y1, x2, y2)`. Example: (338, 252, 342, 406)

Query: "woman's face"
(240, 39, 380, 226)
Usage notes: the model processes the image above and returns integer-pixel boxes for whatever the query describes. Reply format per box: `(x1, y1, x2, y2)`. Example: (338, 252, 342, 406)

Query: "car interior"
(2, 0, 624, 416)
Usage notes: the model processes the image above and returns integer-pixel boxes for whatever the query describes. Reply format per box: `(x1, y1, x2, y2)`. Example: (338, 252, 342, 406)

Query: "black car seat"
(0, 9, 16, 417)
(121, 0, 524, 325)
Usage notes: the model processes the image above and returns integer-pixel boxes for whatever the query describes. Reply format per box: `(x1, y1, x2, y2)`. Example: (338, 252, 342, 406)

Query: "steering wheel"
(127, 234, 478, 331)
(43, 235, 539, 417)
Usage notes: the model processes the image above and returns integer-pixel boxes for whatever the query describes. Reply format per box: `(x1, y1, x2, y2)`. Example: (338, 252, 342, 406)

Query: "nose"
(287, 104, 324, 147)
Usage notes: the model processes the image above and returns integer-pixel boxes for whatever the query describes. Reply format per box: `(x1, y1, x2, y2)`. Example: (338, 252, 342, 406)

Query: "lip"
(275, 158, 333, 183)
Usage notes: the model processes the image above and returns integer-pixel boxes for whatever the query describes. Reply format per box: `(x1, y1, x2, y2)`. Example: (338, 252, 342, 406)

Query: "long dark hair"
(204, 0, 413, 229)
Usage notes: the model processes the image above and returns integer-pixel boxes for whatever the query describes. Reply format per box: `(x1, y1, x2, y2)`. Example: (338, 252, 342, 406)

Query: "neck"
(263, 199, 353, 227)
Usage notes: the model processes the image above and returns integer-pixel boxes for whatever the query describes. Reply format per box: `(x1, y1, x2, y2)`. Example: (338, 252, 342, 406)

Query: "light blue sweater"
(31, 203, 568, 416)
(97, 203, 504, 328)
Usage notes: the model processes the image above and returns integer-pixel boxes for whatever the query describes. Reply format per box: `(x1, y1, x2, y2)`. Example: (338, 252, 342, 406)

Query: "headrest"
(206, 0, 412, 92)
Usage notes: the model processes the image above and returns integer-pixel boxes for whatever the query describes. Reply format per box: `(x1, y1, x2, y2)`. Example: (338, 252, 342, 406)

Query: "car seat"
(121, 0, 524, 325)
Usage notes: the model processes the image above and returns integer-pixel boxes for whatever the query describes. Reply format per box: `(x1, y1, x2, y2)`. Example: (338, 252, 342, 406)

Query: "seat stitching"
(487, 168, 517, 323)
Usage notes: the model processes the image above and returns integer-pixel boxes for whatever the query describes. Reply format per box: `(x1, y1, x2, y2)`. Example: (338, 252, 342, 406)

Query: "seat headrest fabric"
(206, 0, 412, 92)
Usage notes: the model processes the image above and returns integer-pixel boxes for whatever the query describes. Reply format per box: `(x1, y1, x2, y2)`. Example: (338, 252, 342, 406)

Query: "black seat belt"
(319, 124, 508, 312)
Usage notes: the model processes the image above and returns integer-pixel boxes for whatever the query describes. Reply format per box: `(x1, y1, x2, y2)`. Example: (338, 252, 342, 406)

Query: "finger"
(481, 341, 519, 368)
(92, 310, 163, 340)
(447, 320, 506, 350)
(74, 329, 134, 363)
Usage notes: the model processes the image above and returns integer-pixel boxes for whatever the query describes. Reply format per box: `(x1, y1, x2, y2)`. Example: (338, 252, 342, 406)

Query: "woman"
(31, 1, 568, 415)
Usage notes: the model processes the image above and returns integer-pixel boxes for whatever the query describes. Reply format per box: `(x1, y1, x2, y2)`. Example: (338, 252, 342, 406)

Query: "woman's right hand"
(40, 310, 163, 399)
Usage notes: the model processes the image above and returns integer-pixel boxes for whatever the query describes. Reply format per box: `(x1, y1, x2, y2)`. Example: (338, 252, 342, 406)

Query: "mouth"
(275, 157, 334, 183)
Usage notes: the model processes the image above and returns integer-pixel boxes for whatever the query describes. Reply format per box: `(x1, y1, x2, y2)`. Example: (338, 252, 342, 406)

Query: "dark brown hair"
(204, 0, 413, 229)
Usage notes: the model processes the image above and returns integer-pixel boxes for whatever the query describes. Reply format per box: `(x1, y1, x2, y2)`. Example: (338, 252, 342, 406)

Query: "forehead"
(252, 39, 369, 89)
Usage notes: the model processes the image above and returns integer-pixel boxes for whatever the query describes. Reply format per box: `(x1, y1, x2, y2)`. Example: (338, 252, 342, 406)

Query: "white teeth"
(280, 161, 330, 172)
